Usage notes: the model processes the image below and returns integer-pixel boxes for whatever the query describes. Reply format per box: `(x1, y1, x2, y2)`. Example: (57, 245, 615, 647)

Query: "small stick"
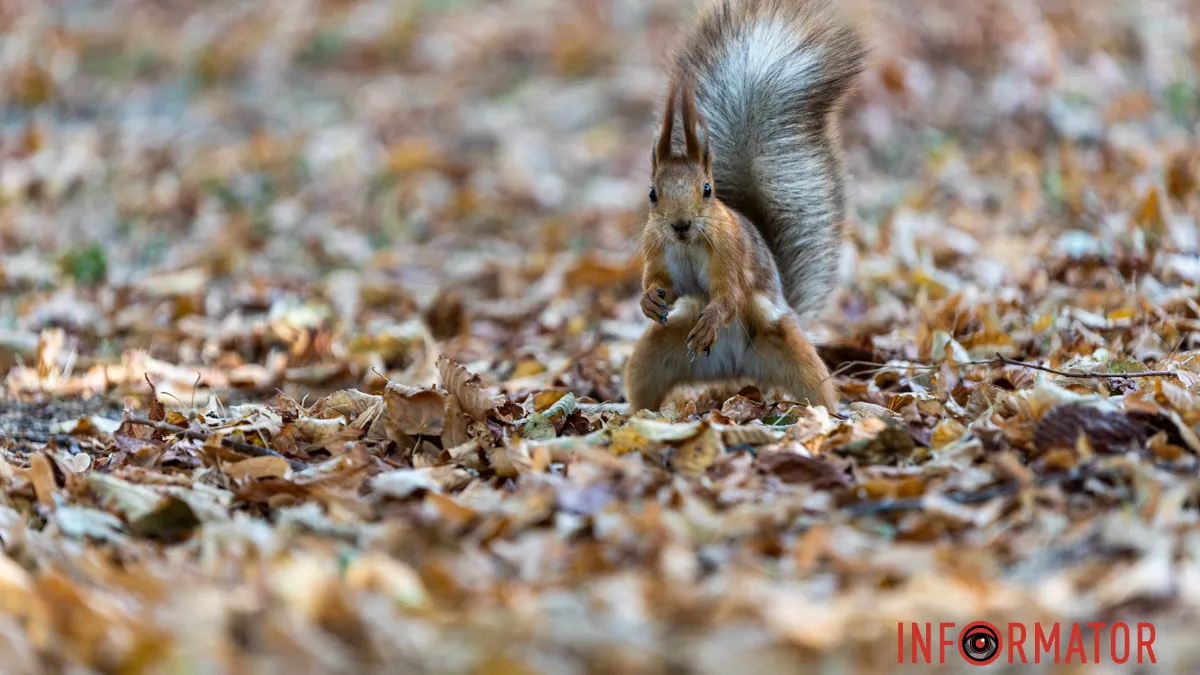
(993, 354, 1182, 380)
(125, 417, 306, 470)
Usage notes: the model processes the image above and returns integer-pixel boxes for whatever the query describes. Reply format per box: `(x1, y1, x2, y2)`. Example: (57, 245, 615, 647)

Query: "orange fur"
(626, 76, 837, 412)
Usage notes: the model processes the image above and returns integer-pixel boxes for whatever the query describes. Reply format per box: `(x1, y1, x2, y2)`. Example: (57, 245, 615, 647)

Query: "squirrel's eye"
(703, 183, 712, 198)
(649, 186, 658, 203)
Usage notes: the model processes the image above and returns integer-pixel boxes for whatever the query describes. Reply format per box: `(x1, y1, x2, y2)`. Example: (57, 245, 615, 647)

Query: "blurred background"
(3, 0, 1196, 407)
(2, 1, 1200, 673)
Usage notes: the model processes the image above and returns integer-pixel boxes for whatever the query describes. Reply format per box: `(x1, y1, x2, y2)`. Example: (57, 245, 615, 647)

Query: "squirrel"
(624, 0, 866, 412)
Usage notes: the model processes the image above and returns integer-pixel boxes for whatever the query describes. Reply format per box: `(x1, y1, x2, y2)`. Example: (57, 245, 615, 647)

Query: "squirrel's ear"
(656, 78, 678, 164)
(700, 120, 712, 175)
(680, 78, 702, 163)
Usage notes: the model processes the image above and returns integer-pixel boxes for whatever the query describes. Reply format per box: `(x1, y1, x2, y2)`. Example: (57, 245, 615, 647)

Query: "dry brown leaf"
(425, 492, 476, 527)
(28, 454, 58, 509)
(384, 382, 447, 436)
(437, 356, 503, 421)
(312, 389, 383, 420)
(717, 424, 784, 447)
(668, 423, 723, 477)
(720, 395, 768, 423)
(225, 456, 291, 481)
(1033, 402, 1145, 454)
(608, 426, 646, 456)
(758, 452, 849, 488)
(930, 419, 968, 448)
(441, 393, 473, 449)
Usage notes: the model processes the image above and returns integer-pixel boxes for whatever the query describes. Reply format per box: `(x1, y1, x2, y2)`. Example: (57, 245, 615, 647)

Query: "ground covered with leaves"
(2, 0, 1200, 672)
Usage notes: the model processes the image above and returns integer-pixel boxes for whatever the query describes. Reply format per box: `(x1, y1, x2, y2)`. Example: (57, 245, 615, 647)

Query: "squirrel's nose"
(672, 220, 691, 236)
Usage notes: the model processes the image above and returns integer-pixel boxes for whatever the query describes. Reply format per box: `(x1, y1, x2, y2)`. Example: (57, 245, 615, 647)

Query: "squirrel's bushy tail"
(671, 0, 866, 318)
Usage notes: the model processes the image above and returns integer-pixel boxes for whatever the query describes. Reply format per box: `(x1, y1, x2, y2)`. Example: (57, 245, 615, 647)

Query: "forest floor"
(2, 0, 1200, 672)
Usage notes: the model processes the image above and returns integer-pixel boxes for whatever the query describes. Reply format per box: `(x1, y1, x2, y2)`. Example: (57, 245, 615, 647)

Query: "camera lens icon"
(957, 621, 1002, 666)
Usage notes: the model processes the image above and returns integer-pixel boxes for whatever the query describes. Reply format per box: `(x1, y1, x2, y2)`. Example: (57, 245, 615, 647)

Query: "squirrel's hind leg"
(625, 298, 704, 411)
(748, 314, 838, 411)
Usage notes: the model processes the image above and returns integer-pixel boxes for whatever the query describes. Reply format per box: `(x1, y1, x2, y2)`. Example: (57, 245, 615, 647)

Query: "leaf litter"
(2, 0, 1200, 672)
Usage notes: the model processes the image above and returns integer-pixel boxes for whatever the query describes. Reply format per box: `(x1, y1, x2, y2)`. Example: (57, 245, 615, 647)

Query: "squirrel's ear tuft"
(680, 77, 703, 163)
(656, 77, 679, 164)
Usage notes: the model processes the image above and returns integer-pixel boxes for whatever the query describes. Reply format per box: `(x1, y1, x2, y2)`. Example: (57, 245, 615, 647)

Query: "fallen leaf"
(28, 453, 58, 508)
(1033, 402, 1145, 454)
(371, 469, 441, 499)
(225, 455, 291, 480)
(437, 356, 503, 421)
(384, 382, 447, 435)
(759, 452, 849, 488)
(669, 423, 723, 477)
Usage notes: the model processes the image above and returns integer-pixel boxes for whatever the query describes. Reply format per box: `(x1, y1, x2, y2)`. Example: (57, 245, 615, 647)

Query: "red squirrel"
(624, 0, 866, 412)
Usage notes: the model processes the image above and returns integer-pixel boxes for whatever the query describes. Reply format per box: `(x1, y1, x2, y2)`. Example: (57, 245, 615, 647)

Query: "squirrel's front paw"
(640, 287, 674, 324)
(686, 311, 720, 361)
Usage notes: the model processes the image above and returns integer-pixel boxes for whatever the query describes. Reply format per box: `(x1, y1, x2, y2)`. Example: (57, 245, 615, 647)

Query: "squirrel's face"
(648, 161, 713, 244)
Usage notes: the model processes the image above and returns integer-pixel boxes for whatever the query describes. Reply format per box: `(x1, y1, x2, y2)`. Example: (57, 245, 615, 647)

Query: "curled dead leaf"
(437, 356, 503, 421)
(669, 423, 723, 477)
(630, 418, 703, 443)
(717, 424, 784, 447)
(494, 438, 550, 477)
(291, 416, 347, 443)
(720, 395, 768, 424)
(384, 382, 447, 436)
(521, 411, 556, 441)
(312, 389, 383, 420)
(1033, 402, 1145, 454)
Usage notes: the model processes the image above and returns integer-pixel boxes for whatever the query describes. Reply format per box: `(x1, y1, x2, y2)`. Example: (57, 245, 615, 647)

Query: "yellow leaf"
(608, 426, 646, 456)
(511, 359, 547, 380)
(931, 419, 967, 449)
(1133, 186, 1169, 233)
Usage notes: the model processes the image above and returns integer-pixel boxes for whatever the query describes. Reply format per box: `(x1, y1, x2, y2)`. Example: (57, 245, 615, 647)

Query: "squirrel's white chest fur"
(665, 242, 711, 297)
(663, 241, 798, 380)
(665, 242, 752, 379)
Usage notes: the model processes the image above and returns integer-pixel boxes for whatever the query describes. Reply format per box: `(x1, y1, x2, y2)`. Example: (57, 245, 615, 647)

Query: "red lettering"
(1035, 623, 1060, 663)
(1008, 623, 1027, 663)
(1087, 622, 1106, 662)
(1111, 622, 1129, 664)
(910, 623, 932, 664)
(939, 622, 954, 664)
(1137, 623, 1157, 664)
(1065, 624, 1087, 663)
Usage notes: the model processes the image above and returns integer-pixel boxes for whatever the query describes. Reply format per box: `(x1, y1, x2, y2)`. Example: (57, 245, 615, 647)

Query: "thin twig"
(830, 360, 938, 378)
(125, 417, 306, 470)
(993, 354, 1182, 380)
